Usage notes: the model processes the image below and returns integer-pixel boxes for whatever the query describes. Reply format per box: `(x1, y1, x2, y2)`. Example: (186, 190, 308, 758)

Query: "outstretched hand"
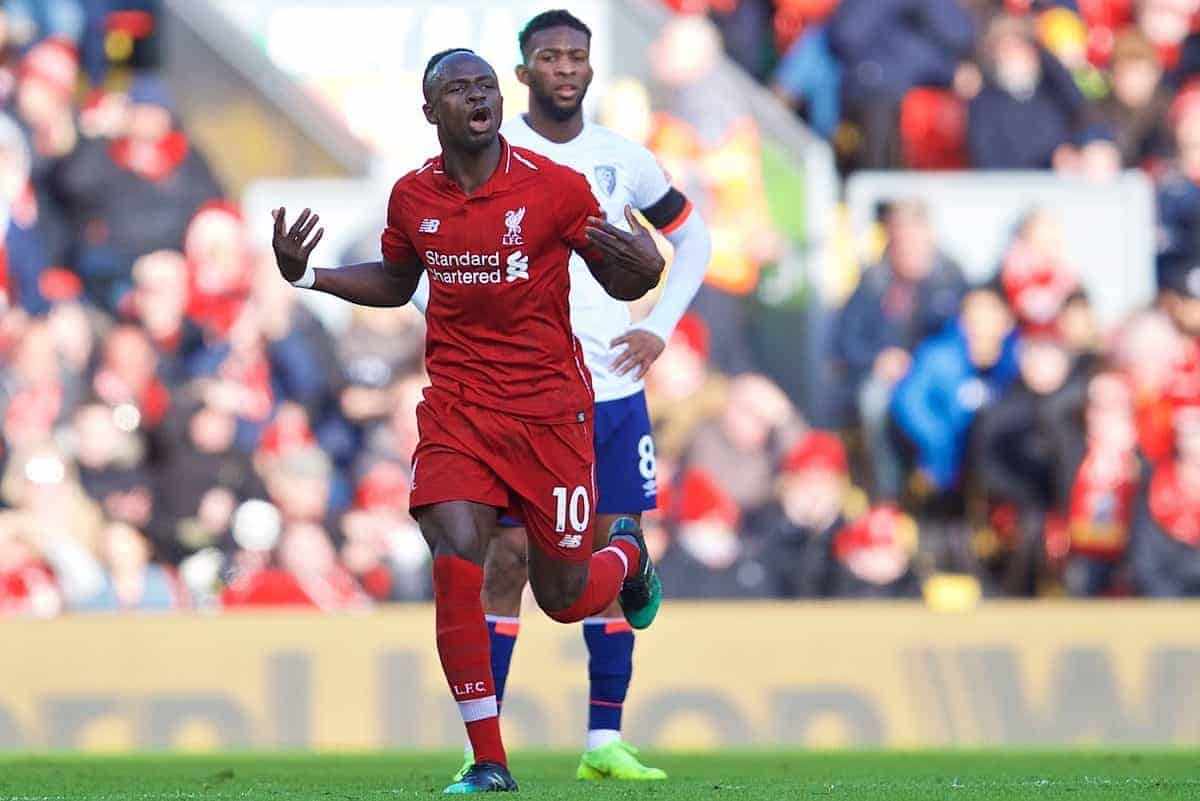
(271, 207, 324, 283)
(585, 205, 664, 281)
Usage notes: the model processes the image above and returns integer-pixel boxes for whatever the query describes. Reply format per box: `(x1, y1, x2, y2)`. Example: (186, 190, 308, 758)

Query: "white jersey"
(501, 115, 672, 403)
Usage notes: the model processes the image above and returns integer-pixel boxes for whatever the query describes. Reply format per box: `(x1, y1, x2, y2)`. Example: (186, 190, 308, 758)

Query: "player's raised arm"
(271, 206, 424, 307)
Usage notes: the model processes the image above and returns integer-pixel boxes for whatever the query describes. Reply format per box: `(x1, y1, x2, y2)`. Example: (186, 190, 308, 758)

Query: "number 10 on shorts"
(553, 485, 590, 533)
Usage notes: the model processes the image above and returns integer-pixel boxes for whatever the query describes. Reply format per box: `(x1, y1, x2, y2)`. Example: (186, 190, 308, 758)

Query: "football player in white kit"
(414, 9, 711, 782)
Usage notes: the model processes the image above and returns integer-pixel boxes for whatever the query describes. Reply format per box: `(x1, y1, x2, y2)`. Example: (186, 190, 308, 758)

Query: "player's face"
(423, 54, 503, 152)
(517, 27, 592, 122)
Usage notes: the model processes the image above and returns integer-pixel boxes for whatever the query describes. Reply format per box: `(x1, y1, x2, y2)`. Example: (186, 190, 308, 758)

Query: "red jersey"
(381, 137, 602, 423)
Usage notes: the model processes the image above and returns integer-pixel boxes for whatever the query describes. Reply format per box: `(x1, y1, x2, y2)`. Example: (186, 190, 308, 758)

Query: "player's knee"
(483, 542, 528, 612)
(529, 569, 587, 617)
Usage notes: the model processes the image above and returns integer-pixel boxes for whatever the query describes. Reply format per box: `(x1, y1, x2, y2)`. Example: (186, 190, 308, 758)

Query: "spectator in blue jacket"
(836, 199, 967, 500)
(891, 286, 1019, 494)
(967, 16, 1085, 169)
(829, 0, 976, 168)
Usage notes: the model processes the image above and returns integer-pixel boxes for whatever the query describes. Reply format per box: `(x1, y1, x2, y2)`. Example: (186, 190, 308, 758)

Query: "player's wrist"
(290, 263, 316, 289)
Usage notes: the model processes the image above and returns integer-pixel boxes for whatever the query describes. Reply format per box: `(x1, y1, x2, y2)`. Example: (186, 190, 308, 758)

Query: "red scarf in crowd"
(1068, 445, 1139, 559)
(1149, 461, 1200, 546)
(108, 131, 189, 182)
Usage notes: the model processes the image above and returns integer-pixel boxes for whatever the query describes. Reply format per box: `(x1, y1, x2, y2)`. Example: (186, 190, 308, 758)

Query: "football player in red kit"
(269, 49, 664, 793)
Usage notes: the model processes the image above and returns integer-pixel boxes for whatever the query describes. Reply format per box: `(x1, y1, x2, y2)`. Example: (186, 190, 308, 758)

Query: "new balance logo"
(418, 218, 440, 233)
(558, 533, 583, 549)
(505, 251, 529, 282)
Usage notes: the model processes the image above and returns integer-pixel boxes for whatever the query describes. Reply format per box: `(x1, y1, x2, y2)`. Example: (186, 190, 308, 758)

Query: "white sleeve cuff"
(290, 264, 316, 289)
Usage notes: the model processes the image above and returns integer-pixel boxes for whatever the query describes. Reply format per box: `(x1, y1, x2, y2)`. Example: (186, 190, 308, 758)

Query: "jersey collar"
(431, 135, 514, 200)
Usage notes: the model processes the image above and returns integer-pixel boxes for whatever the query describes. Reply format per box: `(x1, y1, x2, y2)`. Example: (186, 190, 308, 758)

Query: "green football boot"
(609, 517, 662, 630)
(452, 756, 472, 783)
(577, 740, 668, 781)
(443, 762, 518, 793)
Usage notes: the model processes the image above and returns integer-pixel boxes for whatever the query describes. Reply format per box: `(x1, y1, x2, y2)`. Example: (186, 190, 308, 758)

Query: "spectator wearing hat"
(1131, 398, 1200, 596)
(892, 287, 1020, 495)
(1096, 30, 1173, 168)
(835, 199, 966, 500)
(827, 504, 923, 598)
(657, 467, 770, 598)
(756, 430, 852, 597)
(56, 71, 221, 310)
(1061, 370, 1141, 596)
(967, 15, 1085, 168)
(828, 0, 976, 169)
(972, 330, 1082, 594)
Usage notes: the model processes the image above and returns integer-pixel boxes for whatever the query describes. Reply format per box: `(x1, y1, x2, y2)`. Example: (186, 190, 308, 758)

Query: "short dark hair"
(518, 9, 591, 58)
(423, 47, 476, 99)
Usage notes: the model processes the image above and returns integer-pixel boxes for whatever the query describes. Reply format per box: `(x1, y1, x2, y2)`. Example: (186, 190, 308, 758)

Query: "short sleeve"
(381, 181, 417, 265)
(556, 166, 603, 254)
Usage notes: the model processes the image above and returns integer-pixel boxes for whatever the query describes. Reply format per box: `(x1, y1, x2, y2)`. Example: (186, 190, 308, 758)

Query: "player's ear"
(515, 63, 530, 88)
(422, 102, 437, 125)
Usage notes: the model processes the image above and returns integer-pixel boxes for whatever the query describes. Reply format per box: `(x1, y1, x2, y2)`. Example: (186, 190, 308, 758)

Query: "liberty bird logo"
(594, 165, 616, 196)
(503, 207, 526, 246)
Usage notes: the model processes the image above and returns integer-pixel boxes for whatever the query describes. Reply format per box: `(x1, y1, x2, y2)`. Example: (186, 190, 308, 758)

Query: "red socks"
(545, 539, 639, 623)
(433, 556, 506, 767)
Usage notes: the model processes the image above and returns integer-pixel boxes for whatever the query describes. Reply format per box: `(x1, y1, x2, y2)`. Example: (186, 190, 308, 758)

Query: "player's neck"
(522, 109, 583, 144)
(440, 138, 503, 196)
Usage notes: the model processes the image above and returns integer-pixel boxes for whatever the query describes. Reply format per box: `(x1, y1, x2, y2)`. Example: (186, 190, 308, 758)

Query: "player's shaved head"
(421, 49, 503, 154)
(422, 48, 491, 101)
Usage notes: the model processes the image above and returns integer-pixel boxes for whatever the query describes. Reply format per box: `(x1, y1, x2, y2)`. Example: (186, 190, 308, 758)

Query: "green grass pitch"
(1, 751, 1198, 800)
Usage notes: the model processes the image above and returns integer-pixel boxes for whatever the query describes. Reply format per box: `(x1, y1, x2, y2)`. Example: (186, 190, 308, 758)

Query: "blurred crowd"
(4, 1, 1200, 616)
(649, 0, 1200, 601)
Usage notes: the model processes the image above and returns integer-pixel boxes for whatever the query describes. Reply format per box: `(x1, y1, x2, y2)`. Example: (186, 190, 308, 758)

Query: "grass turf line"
(1, 751, 1198, 800)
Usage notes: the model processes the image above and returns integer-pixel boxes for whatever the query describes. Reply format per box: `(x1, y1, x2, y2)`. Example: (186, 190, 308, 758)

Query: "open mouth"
(468, 107, 492, 132)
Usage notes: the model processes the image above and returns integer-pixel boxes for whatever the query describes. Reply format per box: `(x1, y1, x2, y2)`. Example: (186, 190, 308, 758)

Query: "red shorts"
(409, 387, 596, 563)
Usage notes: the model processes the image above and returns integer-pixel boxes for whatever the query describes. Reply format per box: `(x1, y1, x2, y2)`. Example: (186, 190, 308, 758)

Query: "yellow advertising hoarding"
(2, 602, 1198, 751)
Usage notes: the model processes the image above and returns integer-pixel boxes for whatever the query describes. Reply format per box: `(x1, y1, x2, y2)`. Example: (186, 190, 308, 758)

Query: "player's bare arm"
(583, 205, 664, 301)
(271, 206, 423, 307)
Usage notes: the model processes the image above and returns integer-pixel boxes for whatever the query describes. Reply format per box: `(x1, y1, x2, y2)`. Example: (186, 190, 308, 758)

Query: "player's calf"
(528, 536, 640, 624)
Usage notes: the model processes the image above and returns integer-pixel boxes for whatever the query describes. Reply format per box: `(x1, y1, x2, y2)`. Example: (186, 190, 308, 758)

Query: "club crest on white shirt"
(594, 165, 616, 196)
(503, 207, 526, 246)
